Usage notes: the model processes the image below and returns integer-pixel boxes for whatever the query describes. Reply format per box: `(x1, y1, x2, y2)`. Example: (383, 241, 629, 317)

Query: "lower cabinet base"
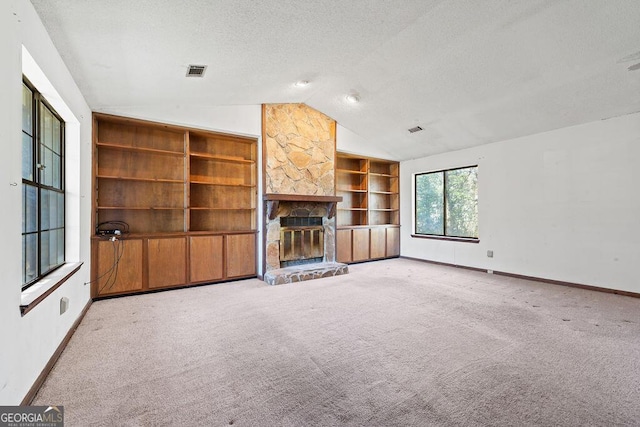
(148, 237, 187, 289)
(337, 226, 400, 264)
(91, 232, 256, 298)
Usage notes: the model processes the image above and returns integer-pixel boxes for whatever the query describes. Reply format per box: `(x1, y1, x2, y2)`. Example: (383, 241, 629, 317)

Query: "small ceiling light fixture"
(408, 126, 423, 133)
(345, 93, 360, 103)
(295, 80, 310, 87)
(186, 65, 207, 77)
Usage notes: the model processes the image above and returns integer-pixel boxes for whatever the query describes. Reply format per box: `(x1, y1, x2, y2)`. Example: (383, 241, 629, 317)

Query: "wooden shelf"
(190, 151, 254, 163)
(187, 229, 257, 236)
(98, 206, 184, 210)
(336, 153, 398, 227)
(97, 149, 185, 182)
(92, 113, 258, 298)
(190, 157, 254, 187)
(96, 175, 184, 183)
(92, 230, 258, 239)
(190, 180, 255, 188)
(369, 172, 397, 178)
(337, 224, 399, 230)
(97, 142, 184, 157)
(263, 193, 342, 202)
(190, 210, 255, 232)
(337, 188, 367, 193)
(337, 168, 367, 175)
(337, 156, 368, 174)
(336, 153, 400, 264)
(95, 116, 186, 153)
(97, 209, 185, 234)
(189, 207, 254, 210)
(189, 132, 255, 162)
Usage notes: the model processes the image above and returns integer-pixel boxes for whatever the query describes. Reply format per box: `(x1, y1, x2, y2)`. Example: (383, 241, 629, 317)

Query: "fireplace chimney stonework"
(264, 103, 336, 196)
(262, 104, 348, 284)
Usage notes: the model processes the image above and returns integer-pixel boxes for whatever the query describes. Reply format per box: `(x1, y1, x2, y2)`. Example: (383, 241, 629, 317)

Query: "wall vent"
(186, 65, 207, 77)
(408, 126, 423, 133)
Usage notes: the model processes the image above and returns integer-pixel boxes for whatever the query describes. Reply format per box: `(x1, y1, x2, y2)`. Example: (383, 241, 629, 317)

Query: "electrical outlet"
(487, 250, 493, 258)
(60, 297, 69, 315)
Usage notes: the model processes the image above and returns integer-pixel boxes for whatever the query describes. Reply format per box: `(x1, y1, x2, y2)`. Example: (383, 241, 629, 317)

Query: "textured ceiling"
(30, 0, 640, 160)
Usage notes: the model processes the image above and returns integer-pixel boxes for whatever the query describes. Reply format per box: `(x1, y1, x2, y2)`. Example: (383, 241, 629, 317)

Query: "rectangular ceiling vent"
(408, 126, 423, 133)
(186, 65, 207, 77)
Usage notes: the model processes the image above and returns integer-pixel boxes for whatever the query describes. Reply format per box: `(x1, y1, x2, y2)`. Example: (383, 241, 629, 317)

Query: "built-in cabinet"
(91, 114, 257, 298)
(336, 153, 400, 263)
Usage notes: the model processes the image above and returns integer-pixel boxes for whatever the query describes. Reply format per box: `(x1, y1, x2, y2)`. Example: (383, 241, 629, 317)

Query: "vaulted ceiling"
(30, 0, 640, 160)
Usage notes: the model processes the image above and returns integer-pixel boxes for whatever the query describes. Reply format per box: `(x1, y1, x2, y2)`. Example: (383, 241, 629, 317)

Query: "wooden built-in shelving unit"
(91, 114, 257, 298)
(336, 153, 400, 263)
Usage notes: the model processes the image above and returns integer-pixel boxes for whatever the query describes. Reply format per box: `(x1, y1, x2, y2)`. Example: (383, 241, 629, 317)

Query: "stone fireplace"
(262, 103, 348, 285)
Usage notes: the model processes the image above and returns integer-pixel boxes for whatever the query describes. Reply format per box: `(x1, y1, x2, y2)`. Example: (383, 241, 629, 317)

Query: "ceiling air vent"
(186, 65, 207, 77)
(408, 126, 423, 133)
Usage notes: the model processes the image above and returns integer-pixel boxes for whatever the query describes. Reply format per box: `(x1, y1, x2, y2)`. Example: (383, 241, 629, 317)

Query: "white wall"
(401, 112, 640, 294)
(96, 104, 262, 139)
(0, 1, 92, 404)
(336, 124, 398, 160)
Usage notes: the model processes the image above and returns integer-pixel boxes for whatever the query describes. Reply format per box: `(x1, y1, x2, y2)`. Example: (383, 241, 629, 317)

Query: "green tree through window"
(415, 166, 477, 239)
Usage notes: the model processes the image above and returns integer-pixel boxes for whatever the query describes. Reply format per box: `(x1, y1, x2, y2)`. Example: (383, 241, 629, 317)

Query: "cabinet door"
(95, 239, 143, 296)
(148, 237, 187, 288)
(336, 229, 352, 263)
(226, 233, 256, 278)
(190, 235, 224, 283)
(352, 228, 370, 262)
(370, 227, 386, 259)
(386, 227, 400, 257)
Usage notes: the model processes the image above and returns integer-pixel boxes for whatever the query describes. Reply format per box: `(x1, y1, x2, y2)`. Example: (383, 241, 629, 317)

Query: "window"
(414, 165, 478, 239)
(22, 79, 65, 289)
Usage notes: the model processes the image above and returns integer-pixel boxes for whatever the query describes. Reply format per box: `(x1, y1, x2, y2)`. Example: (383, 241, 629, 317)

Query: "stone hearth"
(263, 262, 349, 286)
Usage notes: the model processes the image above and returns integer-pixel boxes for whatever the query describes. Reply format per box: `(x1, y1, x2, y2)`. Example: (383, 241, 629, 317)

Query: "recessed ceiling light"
(295, 80, 310, 87)
(346, 94, 360, 103)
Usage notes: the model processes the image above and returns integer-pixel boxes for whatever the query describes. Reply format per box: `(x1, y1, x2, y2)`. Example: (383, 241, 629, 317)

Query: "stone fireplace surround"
(263, 194, 348, 285)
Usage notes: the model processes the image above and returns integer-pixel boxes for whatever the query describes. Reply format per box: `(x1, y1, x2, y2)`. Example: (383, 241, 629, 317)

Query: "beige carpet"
(34, 258, 640, 426)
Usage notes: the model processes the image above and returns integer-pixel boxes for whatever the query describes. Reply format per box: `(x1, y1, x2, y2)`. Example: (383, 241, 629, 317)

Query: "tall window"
(415, 165, 478, 239)
(22, 80, 65, 289)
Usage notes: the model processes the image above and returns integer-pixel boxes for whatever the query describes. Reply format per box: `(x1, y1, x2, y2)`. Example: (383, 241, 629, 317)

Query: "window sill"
(20, 262, 83, 316)
(411, 234, 480, 244)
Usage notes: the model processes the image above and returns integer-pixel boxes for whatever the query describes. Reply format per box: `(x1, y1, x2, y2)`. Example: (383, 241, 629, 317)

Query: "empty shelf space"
(97, 175, 184, 183)
(337, 168, 367, 175)
(97, 142, 184, 156)
(189, 151, 255, 163)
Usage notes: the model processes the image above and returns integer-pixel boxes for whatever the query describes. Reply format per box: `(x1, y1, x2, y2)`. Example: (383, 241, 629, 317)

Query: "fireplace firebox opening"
(279, 216, 324, 267)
